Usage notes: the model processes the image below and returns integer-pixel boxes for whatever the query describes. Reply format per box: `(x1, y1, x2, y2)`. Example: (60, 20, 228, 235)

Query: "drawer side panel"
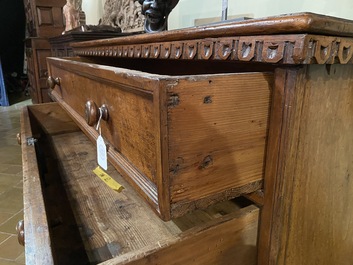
(168, 73, 272, 212)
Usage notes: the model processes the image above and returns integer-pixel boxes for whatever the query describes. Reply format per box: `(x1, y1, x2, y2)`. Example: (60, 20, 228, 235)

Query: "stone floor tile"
(0, 178, 22, 191)
(0, 211, 23, 235)
(15, 252, 25, 264)
(0, 233, 10, 245)
(0, 236, 24, 260)
(0, 259, 20, 264)
(0, 166, 22, 176)
(0, 213, 13, 226)
(0, 188, 23, 214)
(0, 99, 28, 265)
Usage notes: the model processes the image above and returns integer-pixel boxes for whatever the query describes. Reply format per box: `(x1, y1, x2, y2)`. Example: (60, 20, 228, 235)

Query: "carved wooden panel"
(24, 0, 66, 37)
(74, 34, 353, 65)
(100, 0, 144, 32)
(37, 7, 54, 25)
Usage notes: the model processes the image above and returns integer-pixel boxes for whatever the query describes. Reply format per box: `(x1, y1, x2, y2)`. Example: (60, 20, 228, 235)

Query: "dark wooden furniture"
(20, 13, 353, 264)
(24, 0, 66, 103)
(25, 38, 52, 103)
(49, 32, 131, 57)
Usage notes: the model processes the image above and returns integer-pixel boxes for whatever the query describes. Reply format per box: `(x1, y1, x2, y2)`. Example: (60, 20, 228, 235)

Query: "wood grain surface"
(48, 57, 269, 219)
(259, 65, 353, 265)
(21, 105, 63, 265)
(168, 73, 272, 208)
(72, 13, 353, 48)
(103, 206, 259, 265)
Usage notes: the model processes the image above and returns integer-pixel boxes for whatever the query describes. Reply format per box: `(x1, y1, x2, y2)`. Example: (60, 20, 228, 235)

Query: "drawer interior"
(23, 103, 259, 264)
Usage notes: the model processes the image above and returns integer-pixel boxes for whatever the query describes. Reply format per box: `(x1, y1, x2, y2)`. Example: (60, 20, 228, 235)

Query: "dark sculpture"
(138, 0, 179, 33)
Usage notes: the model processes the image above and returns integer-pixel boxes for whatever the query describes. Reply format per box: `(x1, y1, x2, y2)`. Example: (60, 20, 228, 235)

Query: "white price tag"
(97, 135, 108, 170)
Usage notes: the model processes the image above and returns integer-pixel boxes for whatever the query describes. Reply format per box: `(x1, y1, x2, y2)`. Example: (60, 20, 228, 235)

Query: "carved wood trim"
(74, 34, 353, 65)
(338, 39, 353, 63)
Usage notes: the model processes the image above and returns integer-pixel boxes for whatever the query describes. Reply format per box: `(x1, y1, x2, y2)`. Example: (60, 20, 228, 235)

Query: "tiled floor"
(0, 99, 31, 265)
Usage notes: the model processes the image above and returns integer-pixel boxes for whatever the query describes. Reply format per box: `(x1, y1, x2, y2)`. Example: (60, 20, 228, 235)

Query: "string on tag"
(96, 107, 103, 135)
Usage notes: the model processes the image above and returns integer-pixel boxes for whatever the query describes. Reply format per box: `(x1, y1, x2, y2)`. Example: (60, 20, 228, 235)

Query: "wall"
(82, 0, 105, 25)
(82, 0, 353, 29)
(169, 0, 353, 29)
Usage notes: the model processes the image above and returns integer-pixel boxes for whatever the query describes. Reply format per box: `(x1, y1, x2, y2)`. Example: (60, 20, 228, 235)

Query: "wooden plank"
(244, 189, 264, 206)
(155, 80, 172, 220)
(257, 68, 301, 265)
(28, 102, 80, 135)
(276, 64, 353, 265)
(72, 13, 353, 48)
(260, 65, 353, 265)
(21, 106, 55, 265)
(49, 131, 178, 264)
(102, 206, 259, 265)
(168, 73, 272, 213)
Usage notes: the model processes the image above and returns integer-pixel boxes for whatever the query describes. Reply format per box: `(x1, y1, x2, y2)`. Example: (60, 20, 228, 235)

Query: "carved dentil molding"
(74, 34, 353, 65)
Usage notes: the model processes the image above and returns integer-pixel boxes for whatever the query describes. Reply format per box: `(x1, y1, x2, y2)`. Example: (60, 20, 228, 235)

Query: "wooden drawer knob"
(85, 100, 99, 126)
(85, 100, 109, 126)
(47, 76, 60, 89)
(16, 133, 21, 145)
(16, 220, 25, 246)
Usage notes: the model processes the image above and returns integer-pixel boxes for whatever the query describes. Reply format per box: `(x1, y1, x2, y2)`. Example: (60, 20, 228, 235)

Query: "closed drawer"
(20, 103, 259, 264)
(47, 57, 272, 220)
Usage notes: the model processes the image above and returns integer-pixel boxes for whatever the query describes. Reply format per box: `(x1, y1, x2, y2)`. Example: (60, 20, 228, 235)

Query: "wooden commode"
(19, 13, 353, 265)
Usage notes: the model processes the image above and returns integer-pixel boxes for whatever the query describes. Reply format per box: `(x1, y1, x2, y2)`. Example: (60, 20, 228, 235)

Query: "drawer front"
(47, 58, 159, 192)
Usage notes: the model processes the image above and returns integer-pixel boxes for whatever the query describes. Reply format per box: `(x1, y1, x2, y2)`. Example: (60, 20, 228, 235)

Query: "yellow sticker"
(93, 166, 124, 192)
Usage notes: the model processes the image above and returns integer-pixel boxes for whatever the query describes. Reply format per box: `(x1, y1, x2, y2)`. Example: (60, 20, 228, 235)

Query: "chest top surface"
(71, 13, 353, 65)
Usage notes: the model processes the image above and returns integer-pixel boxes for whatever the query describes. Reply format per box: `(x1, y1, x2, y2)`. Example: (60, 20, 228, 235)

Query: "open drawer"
(20, 103, 259, 265)
(47, 57, 272, 220)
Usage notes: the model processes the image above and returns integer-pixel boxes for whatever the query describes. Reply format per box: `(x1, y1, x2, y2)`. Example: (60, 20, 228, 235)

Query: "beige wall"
(169, 0, 353, 29)
(82, 0, 105, 25)
(82, 0, 353, 29)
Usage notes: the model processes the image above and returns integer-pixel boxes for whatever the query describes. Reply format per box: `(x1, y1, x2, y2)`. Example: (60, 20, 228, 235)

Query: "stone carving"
(138, 0, 179, 32)
(63, 0, 85, 33)
(74, 35, 353, 65)
(100, 0, 145, 32)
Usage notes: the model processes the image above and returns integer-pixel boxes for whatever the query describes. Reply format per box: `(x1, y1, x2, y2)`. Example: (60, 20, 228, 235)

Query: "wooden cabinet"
(21, 13, 353, 264)
(25, 38, 51, 103)
(24, 0, 66, 38)
(24, 0, 66, 103)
